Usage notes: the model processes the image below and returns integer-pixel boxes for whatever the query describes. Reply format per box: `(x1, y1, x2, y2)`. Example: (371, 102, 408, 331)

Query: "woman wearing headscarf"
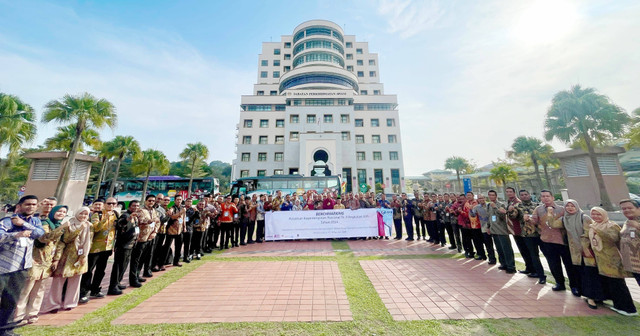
(589, 207, 638, 316)
(562, 199, 604, 308)
(43, 207, 92, 313)
(13, 205, 69, 324)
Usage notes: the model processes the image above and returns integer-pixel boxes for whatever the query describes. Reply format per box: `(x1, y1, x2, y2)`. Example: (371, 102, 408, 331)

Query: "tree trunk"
(583, 134, 613, 210)
(109, 153, 124, 197)
(55, 121, 84, 203)
(502, 178, 507, 199)
(94, 157, 107, 199)
(188, 158, 196, 197)
(531, 154, 544, 193)
(456, 170, 462, 194)
(542, 163, 553, 194)
(141, 166, 151, 202)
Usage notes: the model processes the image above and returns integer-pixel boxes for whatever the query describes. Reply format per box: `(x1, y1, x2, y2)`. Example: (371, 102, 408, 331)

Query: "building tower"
(232, 19, 405, 193)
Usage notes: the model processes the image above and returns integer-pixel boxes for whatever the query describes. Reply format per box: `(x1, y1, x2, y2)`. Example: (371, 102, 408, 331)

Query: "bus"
(229, 175, 341, 198)
(97, 176, 220, 207)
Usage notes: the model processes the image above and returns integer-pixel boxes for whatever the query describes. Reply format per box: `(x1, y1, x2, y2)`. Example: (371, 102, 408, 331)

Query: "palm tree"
(107, 135, 141, 197)
(0, 93, 37, 174)
(42, 93, 117, 203)
(625, 107, 640, 148)
(444, 156, 471, 193)
(132, 149, 170, 201)
(93, 141, 117, 199)
(179, 142, 209, 197)
(490, 164, 518, 197)
(44, 124, 101, 152)
(511, 136, 545, 192)
(544, 85, 630, 210)
(538, 144, 560, 193)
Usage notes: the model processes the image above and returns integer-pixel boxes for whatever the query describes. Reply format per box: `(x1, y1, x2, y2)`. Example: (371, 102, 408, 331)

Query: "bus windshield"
(98, 176, 220, 206)
(230, 175, 341, 197)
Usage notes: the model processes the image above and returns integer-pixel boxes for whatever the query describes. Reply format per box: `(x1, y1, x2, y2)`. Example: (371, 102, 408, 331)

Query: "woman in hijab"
(13, 205, 69, 324)
(589, 207, 638, 316)
(43, 207, 92, 313)
(562, 199, 604, 308)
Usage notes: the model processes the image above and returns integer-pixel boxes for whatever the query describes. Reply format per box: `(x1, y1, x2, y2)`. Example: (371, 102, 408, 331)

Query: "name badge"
(149, 223, 155, 230)
(224, 211, 229, 217)
(186, 217, 190, 222)
(178, 218, 184, 224)
(491, 215, 497, 222)
(135, 227, 140, 235)
(631, 231, 636, 238)
(78, 248, 84, 256)
(18, 237, 28, 247)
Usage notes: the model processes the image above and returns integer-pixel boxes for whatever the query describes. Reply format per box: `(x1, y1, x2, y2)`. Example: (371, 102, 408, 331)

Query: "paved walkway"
(348, 239, 458, 256)
(113, 261, 351, 324)
(218, 240, 335, 257)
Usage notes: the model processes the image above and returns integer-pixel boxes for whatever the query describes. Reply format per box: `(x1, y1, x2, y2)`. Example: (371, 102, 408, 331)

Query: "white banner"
(265, 209, 382, 240)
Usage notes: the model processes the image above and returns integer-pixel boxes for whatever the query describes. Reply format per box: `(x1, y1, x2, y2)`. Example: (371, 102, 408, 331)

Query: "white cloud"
(376, 0, 447, 38)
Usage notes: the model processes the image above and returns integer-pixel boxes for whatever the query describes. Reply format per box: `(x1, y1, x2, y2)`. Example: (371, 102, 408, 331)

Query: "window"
(346, 54, 353, 60)
(340, 114, 349, 123)
(274, 169, 284, 175)
(293, 99, 302, 106)
(346, 42, 353, 48)
(357, 169, 367, 185)
(273, 71, 280, 78)
(387, 118, 396, 127)
(284, 66, 290, 72)
(356, 48, 363, 54)
(274, 48, 281, 55)
(388, 135, 397, 143)
(391, 169, 400, 185)
(270, 90, 278, 96)
(243, 119, 253, 128)
(355, 119, 363, 127)
(273, 60, 280, 66)
(597, 157, 621, 175)
(260, 119, 268, 128)
(357, 152, 366, 161)
(371, 118, 380, 127)
(360, 90, 368, 95)
(257, 90, 264, 96)
(357, 71, 364, 77)
(261, 60, 268, 66)
(240, 170, 249, 178)
(389, 151, 399, 160)
(274, 152, 284, 161)
(241, 153, 250, 162)
(369, 59, 376, 65)
(347, 65, 354, 71)
(355, 135, 364, 144)
(260, 71, 268, 78)
(373, 152, 382, 160)
(563, 157, 589, 177)
(372, 135, 380, 143)
(338, 99, 346, 105)
(259, 136, 268, 144)
(246, 105, 272, 111)
(323, 114, 333, 123)
(284, 54, 291, 60)
(289, 168, 299, 175)
(258, 153, 267, 161)
(290, 131, 299, 140)
(341, 131, 350, 141)
(305, 99, 333, 106)
(373, 90, 380, 95)
(369, 71, 376, 77)
(354, 104, 364, 111)
(307, 114, 316, 123)
(257, 170, 266, 177)
(31, 159, 61, 180)
(275, 135, 284, 144)
(357, 60, 363, 66)
(290, 114, 299, 123)
(275, 119, 284, 128)
(284, 42, 291, 48)
(242, 136, 251, 144)
(374, 169, 383, 185)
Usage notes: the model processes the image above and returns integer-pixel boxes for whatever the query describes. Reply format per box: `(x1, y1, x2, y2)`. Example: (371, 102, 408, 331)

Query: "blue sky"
(1, 0, 639, 175)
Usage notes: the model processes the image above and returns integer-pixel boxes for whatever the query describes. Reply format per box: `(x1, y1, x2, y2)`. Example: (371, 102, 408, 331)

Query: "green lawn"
(20, 241, 640, 336)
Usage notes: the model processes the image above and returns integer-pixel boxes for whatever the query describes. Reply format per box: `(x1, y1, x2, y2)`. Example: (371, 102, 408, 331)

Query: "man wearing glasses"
(80, 197, 118, 303)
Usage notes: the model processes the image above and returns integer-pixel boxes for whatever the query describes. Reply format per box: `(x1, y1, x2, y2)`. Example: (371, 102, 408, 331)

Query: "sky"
(1, 0, 639, 176)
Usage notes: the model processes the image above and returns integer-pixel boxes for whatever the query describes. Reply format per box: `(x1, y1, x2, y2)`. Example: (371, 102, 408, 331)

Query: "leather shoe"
(138, 277, 146, 283)
(552, 285, 566, 291)
(129, 282, 142, 288)
(498, 266, 507, 270)
(108, 288, 123, 295)
(448, 246, 457, 250)
(151, 267, 161, 272)
(537, 278, 547, 285)
(571, 287, 581, 297)
(506, 269, 517, 274)
(518, 270, 531, 274)
(527, 273, 540, 278)
(488, 260, 497, 265)
(79, 296, 89, 304)
(183, 259, 191, 263)
(118, 284, 127, 290)
(91, 291, 105, 298)
(143, 272, 153, 278)
(474, 256, 483, 261)
(173, 263, 183, 267)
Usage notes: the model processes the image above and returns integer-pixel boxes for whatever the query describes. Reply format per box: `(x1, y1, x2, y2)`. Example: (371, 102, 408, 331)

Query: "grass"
(19, 241, 640, 336)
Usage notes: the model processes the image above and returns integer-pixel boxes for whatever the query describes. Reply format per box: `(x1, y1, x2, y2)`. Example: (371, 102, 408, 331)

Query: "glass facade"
(280, 73, 358, 91)
(292, 51, 344, 68)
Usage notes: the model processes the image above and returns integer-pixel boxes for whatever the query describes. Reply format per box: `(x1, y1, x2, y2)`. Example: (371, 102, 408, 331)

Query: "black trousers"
(493, 234, 515, 271)
(240, 218, 249, 244)
(403, 216, 414, 239)
(232, 221, 241, 246)
(482, 232, 496, 262)
(130, 241, 148, 284)
(602, 276, 637, 313)
(182, 231, 193, 260)
(461, 227, 474, 256)
(437, 221, 447, 245)
(109, 248, 132, 290)
(393, 218, 403, 239)
(140, 238, 155, 274)
(470, 228, 485, 258)
(514, 236, 534, 273)
(191, 231, 204, 255)
(450, 224, 462, 250)
(247, 219, 256, 243)
(221, 222, 233, 248)
(256, 219, 265, 242)
(206, 224, 217, 249)
(162, 234, 183, 265)
(523, 236, 545, 279)
(540, 242, 581, 290)
(0, 269, 28, 330)
(81, 250, 112, 295)
(153, 233, 167, 268)
(427, 220, 439, 243)
(445, 222, 456, 248)
(581, 265, 605, 301)
(414, 216, 424, 239)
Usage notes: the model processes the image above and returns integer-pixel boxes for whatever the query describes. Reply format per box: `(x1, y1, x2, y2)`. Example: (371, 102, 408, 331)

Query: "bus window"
(303, 180, 318, 189)
(288, 180, 302, 189)
(317, 179, 327, 188)
(327, 178, 339, 189)
(257, 180, 272, 190)
(239, 187, 247, 195)
(273, 180, 287, 190)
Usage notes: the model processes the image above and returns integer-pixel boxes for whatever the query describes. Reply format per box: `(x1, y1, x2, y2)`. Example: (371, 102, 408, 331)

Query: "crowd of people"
(1, 187, 640, 334)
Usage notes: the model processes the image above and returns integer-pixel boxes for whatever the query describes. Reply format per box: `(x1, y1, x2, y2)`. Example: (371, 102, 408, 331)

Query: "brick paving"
(361, 258, 614, 320)
(218, 240, 335, 257)
(348, 239, 458, 256)
(113, 261, 351, 324)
